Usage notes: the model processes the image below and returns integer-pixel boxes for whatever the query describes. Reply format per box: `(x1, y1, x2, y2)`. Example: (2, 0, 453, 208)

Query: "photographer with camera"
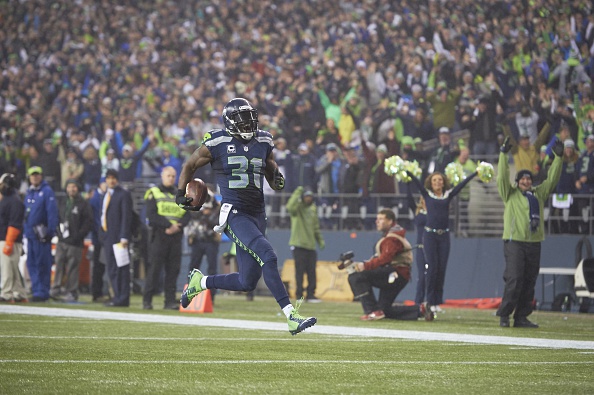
(342, 209, 432, 321)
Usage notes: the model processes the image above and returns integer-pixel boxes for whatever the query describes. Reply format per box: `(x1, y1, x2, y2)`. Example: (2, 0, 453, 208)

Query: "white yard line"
(1, 305, 593, 350)
(0, 360, 592, 365)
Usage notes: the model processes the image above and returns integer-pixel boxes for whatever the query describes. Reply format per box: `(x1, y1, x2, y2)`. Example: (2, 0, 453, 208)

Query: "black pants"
(496, 240, 540, 319)
(348, 265, 408, 315)
(91, 242, 105, 299)
(143, 231, 182, 306)
(293, 247, 317, 299)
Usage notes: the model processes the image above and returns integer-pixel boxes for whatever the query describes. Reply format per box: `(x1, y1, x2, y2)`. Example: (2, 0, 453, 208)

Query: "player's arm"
(264, 151, 285, 190)
(176, 145, 212, 210)
(178, 144, 212, 190)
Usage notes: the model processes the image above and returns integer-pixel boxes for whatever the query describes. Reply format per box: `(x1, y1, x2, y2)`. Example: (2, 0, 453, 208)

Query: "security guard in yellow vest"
(142, 166, 190, 309)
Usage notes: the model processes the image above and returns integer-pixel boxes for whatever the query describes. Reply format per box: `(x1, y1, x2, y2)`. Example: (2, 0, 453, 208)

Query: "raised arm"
(406, 170, 428, 198)
(448, 171, 477, 199)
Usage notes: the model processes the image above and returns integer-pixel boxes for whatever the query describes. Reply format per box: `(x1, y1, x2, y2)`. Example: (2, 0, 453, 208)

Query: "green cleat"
(180, 269, 205, 308)
(287, 299, 317, 335)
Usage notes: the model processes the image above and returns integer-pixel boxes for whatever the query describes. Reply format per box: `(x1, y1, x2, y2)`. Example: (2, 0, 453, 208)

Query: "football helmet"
(222, 98, 258, 141)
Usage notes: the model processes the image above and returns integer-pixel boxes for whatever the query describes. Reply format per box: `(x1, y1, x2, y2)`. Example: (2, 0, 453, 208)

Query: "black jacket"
(58, 194, 93, 247)
(0, 189, 25, 243)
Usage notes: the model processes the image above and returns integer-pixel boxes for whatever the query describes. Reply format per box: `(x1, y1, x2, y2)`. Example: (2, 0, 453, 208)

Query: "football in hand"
(185, 178, 209, 207)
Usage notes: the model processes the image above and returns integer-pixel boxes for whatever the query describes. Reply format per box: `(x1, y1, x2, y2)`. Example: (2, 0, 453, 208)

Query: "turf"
(1, 294, 593, 394)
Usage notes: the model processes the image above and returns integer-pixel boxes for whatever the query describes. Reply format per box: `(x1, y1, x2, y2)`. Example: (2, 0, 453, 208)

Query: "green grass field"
(1, 294, 593, 394)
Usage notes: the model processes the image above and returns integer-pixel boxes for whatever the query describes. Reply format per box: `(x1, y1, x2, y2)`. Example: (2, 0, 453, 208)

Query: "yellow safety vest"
(144, 186, 186, 224)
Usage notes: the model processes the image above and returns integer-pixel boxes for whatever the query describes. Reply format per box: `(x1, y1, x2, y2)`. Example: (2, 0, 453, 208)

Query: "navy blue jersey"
(203, 129, 274, 214)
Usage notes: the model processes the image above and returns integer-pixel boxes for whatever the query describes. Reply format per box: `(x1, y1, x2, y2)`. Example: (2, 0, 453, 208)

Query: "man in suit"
(99, 169, 133, 307)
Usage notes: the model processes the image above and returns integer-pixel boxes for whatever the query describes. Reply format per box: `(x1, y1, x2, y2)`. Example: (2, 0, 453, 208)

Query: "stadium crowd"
(1, 0, 594, 234)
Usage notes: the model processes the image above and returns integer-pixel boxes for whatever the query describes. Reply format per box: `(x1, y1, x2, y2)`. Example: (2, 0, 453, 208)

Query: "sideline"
(1, 305, 593, 350)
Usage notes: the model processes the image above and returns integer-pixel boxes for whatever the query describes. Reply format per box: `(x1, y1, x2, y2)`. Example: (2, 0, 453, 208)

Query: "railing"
(53, 181, 594, 237)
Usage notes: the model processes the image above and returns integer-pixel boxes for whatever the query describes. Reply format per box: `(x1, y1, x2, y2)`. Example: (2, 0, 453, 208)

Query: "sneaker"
(306, 297, 322, 303)
(61, 293, 77, 303)
(180, 269, 205, 308)
(360, 310, 385, 321)
(420, 302, 435, 321)
(287, 299, 317, 336)
(513, 318, 539, 328)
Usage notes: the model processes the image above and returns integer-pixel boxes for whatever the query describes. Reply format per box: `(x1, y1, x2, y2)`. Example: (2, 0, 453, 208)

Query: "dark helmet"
(222, 98, 258, 141)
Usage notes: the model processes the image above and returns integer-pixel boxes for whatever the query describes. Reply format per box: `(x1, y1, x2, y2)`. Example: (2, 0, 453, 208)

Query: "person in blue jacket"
(24, 166, 59, 302)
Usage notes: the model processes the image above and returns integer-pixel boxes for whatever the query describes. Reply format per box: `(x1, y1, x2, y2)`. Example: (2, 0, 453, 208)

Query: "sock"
(200, 276, 208, 290)
(282, 304, 294, 318)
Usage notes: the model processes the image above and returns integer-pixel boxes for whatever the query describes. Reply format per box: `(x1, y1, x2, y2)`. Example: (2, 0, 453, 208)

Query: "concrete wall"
(183, 231, 592, 308)
(266, 231, 593, 307)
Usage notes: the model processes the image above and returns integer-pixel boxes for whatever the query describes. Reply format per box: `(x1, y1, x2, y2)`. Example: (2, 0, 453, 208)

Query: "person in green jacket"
(496, 137, 564, 329)
(287, 186, 325, 302)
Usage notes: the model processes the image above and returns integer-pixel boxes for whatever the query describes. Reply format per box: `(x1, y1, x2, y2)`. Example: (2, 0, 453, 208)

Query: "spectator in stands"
(341, 146, 366, 230)
(290, 143, 317, 193)
(363, 143, 397, 227)
(117, 138, 152, 189)
(502, 123, 551, 177)
(469, 78, 506, 161)
(58, 146, 84, 191)
(429, 127, 459, 174)
(81, 146, 102, 192)
(551, 139, 580, 234)
(33, 140, 61, 191)
(315, 143, 345, 229)
(454, 146, 478, 237)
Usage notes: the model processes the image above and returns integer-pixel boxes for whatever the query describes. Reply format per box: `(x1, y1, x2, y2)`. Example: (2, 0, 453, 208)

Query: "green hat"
(401, 136, 414, 146)
(27, 166, 43, 176)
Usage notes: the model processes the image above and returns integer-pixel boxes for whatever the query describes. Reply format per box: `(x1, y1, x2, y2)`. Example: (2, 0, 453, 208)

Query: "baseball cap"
(376, 144, 388, 153)
(563, 139, 575, 149)
(302, 189, 314, 198)
(298, 143, 309, 152)
(587, 134, 594, 141)
(28, 166, 43, 176)
(439, 127, 450, 134)
(326, 143, 338, 152)
(122, 144, 133, 152)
